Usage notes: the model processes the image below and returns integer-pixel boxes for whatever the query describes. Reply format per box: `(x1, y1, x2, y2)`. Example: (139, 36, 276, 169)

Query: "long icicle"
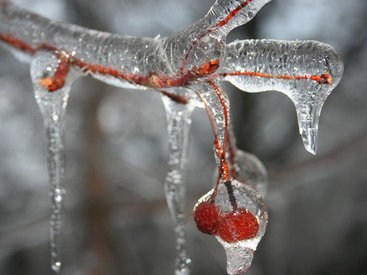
(161, 92, 194, 275)
(45, 113, 66, 272)
(31, 51, 78, 272)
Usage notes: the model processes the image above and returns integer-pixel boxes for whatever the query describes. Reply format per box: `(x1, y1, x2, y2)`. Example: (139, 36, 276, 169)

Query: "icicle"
(220, 39, 344, 154)
(30, 51, 79, 272)
(1, 1, 344, 274)
(295, 101, 323, 154)
(161, 90, 195, 275)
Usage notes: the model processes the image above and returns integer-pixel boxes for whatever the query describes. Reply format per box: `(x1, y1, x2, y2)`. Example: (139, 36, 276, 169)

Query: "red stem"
(206, 80, 230, 182)
(215, 71, 333, 85)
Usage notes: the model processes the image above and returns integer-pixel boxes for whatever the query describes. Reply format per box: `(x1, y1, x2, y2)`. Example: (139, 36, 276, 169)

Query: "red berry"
(194, 201, 221, 235)
(218, 208, 259, 243)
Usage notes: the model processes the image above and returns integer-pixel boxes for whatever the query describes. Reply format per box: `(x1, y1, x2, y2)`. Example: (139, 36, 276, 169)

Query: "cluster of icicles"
(0, 0, 343, 274)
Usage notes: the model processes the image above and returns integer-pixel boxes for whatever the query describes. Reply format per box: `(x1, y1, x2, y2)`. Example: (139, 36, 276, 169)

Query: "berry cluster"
(194, 201, 259, 243)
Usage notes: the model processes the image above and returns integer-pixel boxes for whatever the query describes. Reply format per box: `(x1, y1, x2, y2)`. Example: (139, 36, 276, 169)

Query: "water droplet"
(52, 114, 59, 122)
(51, 261, 61, 273)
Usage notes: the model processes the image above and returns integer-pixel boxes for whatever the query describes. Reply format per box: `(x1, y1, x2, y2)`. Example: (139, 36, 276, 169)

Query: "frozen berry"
(194, 201, 220, 235)
(218, 208, 259, 243)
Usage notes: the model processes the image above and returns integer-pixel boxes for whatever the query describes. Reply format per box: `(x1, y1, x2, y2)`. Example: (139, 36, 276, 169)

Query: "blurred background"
(0, 0, 366, 274)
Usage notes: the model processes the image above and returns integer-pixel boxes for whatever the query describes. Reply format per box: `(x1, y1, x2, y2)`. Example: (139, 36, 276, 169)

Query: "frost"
(0, 0, 343, 274)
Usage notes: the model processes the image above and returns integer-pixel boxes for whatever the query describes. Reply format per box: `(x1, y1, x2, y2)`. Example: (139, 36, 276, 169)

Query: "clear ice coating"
(233, 150, 268, 198)
(161, 90, 196, 275)
(0, 1, 343, 152)
(0, 0, 344, 274)
(194, 180, 268, 275)
(30, 51, 80, 272)
(218, 40, 344, 154)
(195, 81, 231, 154)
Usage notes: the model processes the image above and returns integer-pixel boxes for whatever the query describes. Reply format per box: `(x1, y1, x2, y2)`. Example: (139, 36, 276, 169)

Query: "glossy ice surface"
(194, 180, 268, 274)
(0, 0, 343, 274)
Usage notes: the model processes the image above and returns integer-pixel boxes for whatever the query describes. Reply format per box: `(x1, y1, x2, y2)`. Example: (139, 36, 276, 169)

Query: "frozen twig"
(0, 0, 343, 274)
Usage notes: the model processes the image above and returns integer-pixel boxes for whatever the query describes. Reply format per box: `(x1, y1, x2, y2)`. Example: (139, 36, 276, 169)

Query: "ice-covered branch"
(218, 39, 344, 153)
(0, 0, 343, 274)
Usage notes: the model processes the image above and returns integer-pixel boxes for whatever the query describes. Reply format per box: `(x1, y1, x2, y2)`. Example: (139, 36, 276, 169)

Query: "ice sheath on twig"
(0, 0, 343, 273)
